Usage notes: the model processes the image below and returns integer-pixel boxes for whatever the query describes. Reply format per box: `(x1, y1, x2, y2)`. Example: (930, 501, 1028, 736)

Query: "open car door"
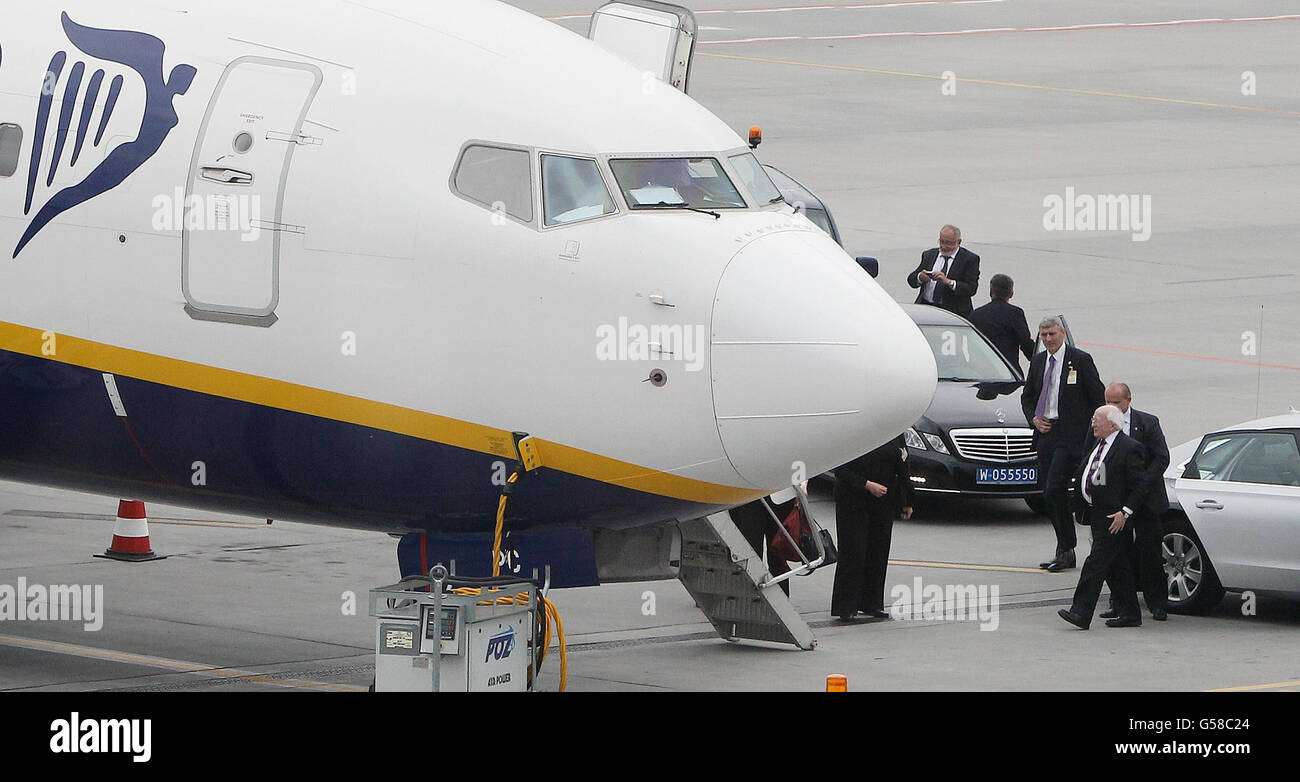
(1034, 314, 1077, 353)
(588, 1, 697, 93)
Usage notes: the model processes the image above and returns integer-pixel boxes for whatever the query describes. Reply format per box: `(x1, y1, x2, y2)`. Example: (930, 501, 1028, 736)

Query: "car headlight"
(923, 433, 950, 455)
(903, 428, 926, 450)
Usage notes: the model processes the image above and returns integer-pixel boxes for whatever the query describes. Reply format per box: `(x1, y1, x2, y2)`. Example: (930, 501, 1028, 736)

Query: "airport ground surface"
(2, 0, 1299, 692)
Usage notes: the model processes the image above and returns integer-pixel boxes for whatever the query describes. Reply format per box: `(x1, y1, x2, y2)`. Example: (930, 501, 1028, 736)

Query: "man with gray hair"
(907, 224, 981, 317)
(1100, 382, 1171, 621)
(1020, 317, 1105, 572)
(1058, 404, 1148, 629)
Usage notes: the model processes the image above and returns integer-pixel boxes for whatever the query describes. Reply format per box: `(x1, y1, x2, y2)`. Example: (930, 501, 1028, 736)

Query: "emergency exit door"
(182, 57, 322, 326)
(588, 1, 697, 93)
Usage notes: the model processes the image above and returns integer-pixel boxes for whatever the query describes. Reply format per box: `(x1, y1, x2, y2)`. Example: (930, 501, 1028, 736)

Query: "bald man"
(1058, 405, 1147, 629)
(907, 224, 981, 317)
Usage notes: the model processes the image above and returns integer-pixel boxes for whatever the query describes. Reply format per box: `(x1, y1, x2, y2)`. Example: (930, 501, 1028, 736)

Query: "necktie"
(941, 254, 952, 274)
(1085, 441, 1106, 500)
(1034, 355, 1056, 419)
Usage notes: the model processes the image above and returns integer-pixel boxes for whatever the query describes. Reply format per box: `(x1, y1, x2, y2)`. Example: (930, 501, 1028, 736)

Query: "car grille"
(949, 428, 1037, 463)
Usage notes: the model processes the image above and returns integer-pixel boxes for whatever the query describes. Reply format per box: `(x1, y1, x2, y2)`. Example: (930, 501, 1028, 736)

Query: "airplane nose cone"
(712, 230, 937, 488)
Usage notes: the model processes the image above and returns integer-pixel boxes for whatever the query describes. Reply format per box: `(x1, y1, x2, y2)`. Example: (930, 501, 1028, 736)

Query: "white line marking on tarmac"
(702, 14, 1300, 44)
(0, 633, 367, 692)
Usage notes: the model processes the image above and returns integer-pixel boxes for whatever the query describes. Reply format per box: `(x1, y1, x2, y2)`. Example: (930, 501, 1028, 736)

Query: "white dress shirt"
(1081, 429, 1134, 517)
(923, 252, 957, 303)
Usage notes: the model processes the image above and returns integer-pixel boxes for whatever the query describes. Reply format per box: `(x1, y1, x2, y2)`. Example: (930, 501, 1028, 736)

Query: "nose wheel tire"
(1162, 514, 1225, 614)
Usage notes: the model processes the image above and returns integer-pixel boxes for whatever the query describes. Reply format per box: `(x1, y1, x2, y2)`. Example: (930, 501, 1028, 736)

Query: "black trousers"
(729, 501, 791, 596)
(831, 492, 893, 617)
(1069, 509, 1140, 621)
(1106, 514, 1167, 613)
(1037, 433, 1081, 552)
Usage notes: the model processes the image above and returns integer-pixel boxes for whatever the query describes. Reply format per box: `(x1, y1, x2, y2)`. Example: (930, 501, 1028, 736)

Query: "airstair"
(675, 487, 833, 650)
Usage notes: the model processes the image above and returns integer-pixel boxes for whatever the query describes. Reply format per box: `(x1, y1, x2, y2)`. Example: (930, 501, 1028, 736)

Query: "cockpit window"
(542, 155, 617, 226)
(609, 158, 746, 210)
(728, 152, 782, 204)
(453, 144, 533, 222)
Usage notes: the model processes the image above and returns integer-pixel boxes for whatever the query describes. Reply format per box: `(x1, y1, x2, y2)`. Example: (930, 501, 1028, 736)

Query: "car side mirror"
(855, 256, 879, 278)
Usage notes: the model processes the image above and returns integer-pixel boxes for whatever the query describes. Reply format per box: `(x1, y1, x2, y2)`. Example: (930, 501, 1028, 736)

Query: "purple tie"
(1034, 355, 1056, 419)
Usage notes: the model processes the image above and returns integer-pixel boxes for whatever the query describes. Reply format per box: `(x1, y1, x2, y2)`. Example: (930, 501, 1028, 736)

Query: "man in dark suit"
(1058, 405, 1148, 629)
(967, 274, 1034, 374)
(906, 225, 981, 318)
(1100, 383, 1172, 621)
(1020, 317, 1105, 572)
(831, 434, 913, 621)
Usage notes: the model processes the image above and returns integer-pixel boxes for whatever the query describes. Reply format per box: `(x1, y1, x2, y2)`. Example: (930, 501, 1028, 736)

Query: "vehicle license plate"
(976, 467, 1037, 484)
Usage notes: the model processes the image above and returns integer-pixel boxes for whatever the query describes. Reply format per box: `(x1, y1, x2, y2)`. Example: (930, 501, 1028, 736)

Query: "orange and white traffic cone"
(94, 500, 167, 562)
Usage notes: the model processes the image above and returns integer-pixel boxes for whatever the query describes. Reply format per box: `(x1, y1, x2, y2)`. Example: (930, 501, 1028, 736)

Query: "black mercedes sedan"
(901, 304, 1046, 513)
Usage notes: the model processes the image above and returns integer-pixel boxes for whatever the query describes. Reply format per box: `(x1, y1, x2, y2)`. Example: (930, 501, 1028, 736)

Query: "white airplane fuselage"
(0, 1, 936, 553)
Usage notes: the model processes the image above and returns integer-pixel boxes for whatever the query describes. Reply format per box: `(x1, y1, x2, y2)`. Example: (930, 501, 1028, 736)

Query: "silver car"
(1161, 411, 1300, 613)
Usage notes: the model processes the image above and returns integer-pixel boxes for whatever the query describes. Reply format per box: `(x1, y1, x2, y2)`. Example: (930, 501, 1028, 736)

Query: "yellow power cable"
(492, 472, 520, 577)
(447, 469, 568, 691)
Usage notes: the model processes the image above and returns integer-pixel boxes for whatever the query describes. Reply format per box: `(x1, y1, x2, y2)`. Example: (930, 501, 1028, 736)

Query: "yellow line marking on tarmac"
(0, 634, 366, 692)
(700, 52, 1300, 118)
(890, 559, 1048, 574)
(1205, 680, 1300, 692)
(129, 518, 255, 529)
(3, 510, 259, 529)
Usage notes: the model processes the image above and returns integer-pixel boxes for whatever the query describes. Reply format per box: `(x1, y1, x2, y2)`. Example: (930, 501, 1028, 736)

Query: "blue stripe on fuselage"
(0, 348, 714, 534)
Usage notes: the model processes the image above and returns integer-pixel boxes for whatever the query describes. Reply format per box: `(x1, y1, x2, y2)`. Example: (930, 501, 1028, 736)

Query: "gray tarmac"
(3, 0, 1299, 692)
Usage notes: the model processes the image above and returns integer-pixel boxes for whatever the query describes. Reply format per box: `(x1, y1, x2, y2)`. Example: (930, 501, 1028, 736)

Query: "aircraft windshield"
(729, 152, 782, 204)
(609, 158, 746, 210)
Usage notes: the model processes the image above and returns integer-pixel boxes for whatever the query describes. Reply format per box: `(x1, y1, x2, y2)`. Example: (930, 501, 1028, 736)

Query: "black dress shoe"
(1046, 549, 1076, 572)
(1151, 609, 1168, 621)
(866, 609, 892, 619)
(1099, 609, 1119, 619)
(1105, 615, 1142, 628)
(1058, 609, 1089, 629)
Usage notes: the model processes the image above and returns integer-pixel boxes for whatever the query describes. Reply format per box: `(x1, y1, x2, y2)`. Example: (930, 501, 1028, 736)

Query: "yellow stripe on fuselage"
(0, 321, 762, 506)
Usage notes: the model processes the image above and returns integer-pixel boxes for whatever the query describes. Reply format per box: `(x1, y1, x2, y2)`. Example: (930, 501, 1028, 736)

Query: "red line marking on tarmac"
(1079, 342, 1300, 372)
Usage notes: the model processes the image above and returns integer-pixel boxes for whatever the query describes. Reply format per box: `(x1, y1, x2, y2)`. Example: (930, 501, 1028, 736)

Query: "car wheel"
(1162, 514, 1225, 614)
(1024, 496, 1049, 516)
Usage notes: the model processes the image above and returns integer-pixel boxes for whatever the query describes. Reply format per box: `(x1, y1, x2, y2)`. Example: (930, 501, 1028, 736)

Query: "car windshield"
(609, 158, 746, 210)
(804, 208, 833, 236)
(919, 325, 1017, 382)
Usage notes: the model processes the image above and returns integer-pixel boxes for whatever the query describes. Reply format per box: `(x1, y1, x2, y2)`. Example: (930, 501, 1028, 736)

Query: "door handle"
(199, 166, 254, 185)
(1194, 500, 1224, 510)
